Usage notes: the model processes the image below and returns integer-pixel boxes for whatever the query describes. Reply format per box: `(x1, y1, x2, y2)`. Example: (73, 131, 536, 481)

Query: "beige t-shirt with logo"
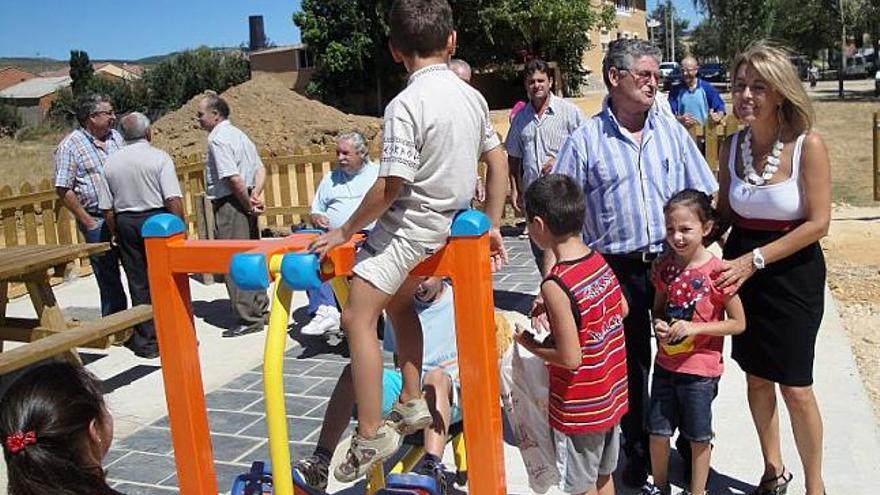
(377, 64, 501, 245)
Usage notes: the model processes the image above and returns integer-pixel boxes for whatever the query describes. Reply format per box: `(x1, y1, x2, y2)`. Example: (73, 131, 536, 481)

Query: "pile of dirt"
(151, 74, 381, 159)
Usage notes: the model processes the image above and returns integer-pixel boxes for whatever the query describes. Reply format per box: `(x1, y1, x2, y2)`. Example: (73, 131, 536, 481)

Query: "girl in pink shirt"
(642, 189, 746, 495)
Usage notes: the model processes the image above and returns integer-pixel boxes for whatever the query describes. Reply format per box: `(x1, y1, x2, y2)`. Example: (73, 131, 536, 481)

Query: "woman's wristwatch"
(752, 248, 766, 270)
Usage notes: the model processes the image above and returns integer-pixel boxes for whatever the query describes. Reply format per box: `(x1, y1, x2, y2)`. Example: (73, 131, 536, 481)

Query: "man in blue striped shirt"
(552, 39, 717, 488)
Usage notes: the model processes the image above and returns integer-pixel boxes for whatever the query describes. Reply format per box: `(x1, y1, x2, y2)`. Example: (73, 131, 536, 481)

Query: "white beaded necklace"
(740, 129, 783, 186)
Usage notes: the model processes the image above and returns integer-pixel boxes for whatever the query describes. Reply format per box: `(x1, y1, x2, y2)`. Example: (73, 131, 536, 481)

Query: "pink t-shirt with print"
(651, 254, 728, 377)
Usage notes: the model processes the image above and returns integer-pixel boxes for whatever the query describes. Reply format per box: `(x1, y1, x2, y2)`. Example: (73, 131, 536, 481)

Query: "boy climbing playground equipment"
(143, 210, 505, 494)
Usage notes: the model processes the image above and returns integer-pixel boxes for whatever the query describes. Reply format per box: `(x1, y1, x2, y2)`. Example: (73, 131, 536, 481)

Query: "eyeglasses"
(92, 110, 115, 117)
(619, 68, 660, 84)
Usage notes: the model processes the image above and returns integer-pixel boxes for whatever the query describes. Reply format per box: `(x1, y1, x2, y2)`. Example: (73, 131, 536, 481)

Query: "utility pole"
(668, 0, 676, 62)
(838, 0, 846, 99)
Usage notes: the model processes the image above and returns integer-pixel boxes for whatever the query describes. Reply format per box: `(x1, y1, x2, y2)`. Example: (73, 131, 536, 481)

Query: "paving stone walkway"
(103, 238, 541, 494)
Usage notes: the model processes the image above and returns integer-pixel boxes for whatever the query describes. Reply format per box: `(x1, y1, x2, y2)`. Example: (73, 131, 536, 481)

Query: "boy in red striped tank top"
(516, 174, 630, 495)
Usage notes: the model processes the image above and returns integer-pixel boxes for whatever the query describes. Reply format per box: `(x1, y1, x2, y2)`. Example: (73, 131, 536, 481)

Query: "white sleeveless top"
(728, 131, 807, 221)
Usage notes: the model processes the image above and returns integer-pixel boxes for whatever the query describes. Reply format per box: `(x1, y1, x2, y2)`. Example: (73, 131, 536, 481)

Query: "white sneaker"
(301, 305, 341, 336)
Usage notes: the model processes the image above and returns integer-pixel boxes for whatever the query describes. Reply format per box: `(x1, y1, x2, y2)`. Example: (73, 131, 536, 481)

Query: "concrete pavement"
(0, 237, 878, 494)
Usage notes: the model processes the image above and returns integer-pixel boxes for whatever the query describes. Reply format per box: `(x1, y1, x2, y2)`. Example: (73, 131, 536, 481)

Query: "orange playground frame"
(142, 212, 505, 494)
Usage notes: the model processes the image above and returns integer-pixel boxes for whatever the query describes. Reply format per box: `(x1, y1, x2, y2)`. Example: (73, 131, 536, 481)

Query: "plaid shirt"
(54, 128, 123, 213)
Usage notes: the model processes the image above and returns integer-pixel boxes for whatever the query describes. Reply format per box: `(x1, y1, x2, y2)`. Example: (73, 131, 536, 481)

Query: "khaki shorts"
(352, 229, 440, 295)
(554, 424, 620, 494)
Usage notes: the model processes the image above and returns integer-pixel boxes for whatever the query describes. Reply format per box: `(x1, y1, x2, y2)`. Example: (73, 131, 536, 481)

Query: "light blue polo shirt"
(677, 85, 709, 125)
(310, 160, 379, 229)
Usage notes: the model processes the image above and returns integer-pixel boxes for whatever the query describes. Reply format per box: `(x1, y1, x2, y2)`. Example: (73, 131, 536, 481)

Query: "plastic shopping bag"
(500, 341, 560, 493)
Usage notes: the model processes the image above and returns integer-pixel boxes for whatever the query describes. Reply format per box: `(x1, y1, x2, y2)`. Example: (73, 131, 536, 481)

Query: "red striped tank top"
(545, 251, 629, 434)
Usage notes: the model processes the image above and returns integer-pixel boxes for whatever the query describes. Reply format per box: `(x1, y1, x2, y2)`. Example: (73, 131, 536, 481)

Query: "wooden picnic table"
(0, 244, 151, 374)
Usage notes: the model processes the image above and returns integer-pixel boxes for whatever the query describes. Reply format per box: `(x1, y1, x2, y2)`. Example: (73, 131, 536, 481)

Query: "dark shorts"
(647, 366, 718, 443)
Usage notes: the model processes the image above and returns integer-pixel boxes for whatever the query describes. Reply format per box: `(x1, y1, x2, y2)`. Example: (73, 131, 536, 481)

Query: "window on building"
(297, 48, 314, 69)
(615, 0, 634, 13)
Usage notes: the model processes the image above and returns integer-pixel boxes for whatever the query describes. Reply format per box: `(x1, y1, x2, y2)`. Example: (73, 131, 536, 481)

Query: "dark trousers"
(79, 215, 127, 317)
(529, 238, 545, 274)
(116, 209, 164, 351)
(212, 197, 269, 327)
(604, 254, 655, 466)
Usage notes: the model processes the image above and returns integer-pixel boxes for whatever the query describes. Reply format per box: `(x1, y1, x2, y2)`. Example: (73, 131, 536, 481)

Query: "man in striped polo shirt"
(553, 39, 718, 488)
(507, 59, 585, 272)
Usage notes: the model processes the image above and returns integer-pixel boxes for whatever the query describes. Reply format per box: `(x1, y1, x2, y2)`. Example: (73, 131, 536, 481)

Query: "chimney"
(249, 15, 267, 51)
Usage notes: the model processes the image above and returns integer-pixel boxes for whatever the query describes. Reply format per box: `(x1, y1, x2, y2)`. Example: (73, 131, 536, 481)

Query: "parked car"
(659, 61, 679, 79)
(698, 63, 727, 82)
(843, 54, 869, 78)
(875, 70, 880, 96)
(663, 65, 683, 91)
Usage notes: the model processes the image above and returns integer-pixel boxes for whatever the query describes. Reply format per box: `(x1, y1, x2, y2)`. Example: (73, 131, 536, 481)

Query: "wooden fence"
(0, 124, 739, 290)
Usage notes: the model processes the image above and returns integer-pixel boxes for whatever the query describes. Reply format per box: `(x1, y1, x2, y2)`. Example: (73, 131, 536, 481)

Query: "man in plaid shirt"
(54, 94, 128, 319)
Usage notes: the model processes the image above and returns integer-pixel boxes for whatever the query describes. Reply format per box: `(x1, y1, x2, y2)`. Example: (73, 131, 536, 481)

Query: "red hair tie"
(4, 431, 37, 454)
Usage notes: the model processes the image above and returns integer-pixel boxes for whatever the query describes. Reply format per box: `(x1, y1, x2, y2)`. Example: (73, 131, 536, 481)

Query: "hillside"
(0, 47, 242, 74)
(0, 57, 67, 74)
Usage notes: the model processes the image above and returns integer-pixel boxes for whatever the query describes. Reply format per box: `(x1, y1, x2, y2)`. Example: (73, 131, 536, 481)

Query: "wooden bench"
(0, 304, 153, 374)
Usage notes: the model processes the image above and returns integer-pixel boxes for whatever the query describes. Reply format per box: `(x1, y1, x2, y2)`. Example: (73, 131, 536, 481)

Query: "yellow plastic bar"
(366, 463, 386, 495)
(452, 432, 467, 473)
(264, 266, 294, 495)
(390, 447, 425, 474)
(328, 274, 349, 307)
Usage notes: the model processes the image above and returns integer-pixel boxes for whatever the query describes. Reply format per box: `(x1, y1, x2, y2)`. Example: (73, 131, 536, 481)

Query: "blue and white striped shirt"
(553, 98, 718, 255)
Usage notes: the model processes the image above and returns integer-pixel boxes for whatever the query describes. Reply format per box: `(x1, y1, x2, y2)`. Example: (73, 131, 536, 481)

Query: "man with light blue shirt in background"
(551, 39, 717, 489)
(668, 56, 725, 129)
(301, 132, 379, 336)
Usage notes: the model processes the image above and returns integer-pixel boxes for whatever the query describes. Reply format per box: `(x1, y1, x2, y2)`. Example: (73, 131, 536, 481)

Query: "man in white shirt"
(197, 94, 269, 337)
(506, 59, 585, 272)
(301, 132, 379, 336)
(100, 112, 183, 358)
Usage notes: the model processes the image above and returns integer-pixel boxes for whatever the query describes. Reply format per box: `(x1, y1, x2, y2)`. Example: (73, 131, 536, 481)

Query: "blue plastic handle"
(280, 252, 323, 290)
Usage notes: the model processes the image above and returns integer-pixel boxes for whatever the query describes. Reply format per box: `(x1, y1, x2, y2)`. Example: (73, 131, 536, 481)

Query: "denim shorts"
(647, 366, 719, 443)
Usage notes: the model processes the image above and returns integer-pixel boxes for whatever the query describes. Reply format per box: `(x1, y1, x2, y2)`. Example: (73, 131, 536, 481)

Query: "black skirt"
(723, 226, 826, 386)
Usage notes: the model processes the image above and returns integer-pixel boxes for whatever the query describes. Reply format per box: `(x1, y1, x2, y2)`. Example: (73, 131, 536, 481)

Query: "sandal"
(751, 467, 793, 495)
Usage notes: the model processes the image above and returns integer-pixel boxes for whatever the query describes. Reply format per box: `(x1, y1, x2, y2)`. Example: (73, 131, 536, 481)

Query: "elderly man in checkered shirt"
(54, 93, 128, 318)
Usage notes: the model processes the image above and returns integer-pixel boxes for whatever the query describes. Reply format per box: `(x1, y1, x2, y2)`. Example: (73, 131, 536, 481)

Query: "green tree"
(293, 0, 397, 111)
(649, 3, 689, 62)
(143, 47, 250, 112)
(69, 50, 94, 96)
(470, 0, 616, 94)
(703, 0, 772, 62)
(767, 0, 838, 60)
(293, 0, 615, 103)
(0, 104, 22, 136)
(689, 19, 723, 62)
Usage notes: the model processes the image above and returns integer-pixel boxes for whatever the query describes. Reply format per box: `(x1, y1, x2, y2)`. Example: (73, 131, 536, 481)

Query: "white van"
(843, 55, 868, 78)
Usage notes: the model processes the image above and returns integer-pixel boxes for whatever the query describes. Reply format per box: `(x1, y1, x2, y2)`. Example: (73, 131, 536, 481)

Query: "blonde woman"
(714, 41, 830, 495)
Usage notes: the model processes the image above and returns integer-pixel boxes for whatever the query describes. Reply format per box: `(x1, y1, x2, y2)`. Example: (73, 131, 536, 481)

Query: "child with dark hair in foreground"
(0, 362, 121, 495)
(516, 174, 629, 495)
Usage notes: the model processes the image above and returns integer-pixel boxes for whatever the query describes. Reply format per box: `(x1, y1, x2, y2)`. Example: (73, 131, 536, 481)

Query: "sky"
(646, 0, 706, 30)
(0, 0, 304, 61)
(0, 0, 703, 62)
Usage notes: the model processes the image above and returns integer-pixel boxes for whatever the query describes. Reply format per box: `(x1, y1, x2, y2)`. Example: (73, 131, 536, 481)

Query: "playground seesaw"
(142, 209, 505, 494)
